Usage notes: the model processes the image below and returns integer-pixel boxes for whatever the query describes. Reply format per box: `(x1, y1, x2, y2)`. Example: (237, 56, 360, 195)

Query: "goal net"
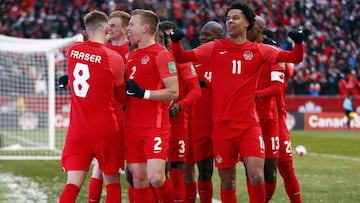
(0, 34, 83, 160)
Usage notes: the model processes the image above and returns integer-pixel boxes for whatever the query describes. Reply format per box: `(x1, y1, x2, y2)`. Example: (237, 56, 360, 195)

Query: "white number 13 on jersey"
(73, 63, 90, 98)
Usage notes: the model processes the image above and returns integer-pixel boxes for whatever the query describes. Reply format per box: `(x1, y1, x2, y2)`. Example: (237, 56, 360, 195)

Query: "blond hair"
(131, 9, 159, 34)
(109, 11, 131, 27)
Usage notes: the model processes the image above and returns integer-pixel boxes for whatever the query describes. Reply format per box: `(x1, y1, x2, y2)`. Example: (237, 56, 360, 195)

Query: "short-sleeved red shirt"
(125, 43, 177, 129)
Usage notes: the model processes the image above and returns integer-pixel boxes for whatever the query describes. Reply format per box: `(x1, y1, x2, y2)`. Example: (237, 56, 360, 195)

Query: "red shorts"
(168, 125, 188, 162)
(278, 119, 293, 163)
(61, 131, 124, 175)
(125, 127, 169, 163)
(186, 126, 213, 164)
(212, 121, 265, 168)
(260, 119, 280, 159)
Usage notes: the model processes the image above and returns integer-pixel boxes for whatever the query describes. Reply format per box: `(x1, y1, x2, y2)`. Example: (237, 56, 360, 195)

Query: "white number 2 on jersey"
(73, 63, 90, 98)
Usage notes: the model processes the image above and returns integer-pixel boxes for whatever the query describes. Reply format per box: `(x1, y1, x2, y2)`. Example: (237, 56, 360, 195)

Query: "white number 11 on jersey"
(232, 60, 241, 74)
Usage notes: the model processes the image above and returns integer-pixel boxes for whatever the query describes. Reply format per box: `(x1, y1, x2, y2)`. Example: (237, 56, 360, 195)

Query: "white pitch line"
(307, 152, 360, 162)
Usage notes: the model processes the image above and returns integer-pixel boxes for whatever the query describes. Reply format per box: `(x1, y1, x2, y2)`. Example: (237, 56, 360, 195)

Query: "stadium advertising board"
(304, 112, 360, 131)
(285, 96, 360, 112)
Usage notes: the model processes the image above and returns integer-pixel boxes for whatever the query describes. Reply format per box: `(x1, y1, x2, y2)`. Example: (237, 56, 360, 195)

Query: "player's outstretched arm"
(255, 82, 283, 99)
(276, 29, 304, 64)
(170, 29, 198, 63)
(178, 77, 201, 108)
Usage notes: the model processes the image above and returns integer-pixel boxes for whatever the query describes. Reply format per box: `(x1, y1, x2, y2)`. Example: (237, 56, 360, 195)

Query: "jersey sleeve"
(256, 62, 286, 98)
(178, 63, 201, 108)
(178, 77, 201, 109)
(107, 48, 125, 87)
(193, 41, 215, 65)
(276, 43, 304, 63)
(156, 49, 178, 79)
(258, 43, 280, 65)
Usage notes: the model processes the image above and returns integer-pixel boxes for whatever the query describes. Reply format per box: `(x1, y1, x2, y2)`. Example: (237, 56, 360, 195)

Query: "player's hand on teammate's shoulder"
(169, 28, 185, 43)
(288, 29, 304, 44)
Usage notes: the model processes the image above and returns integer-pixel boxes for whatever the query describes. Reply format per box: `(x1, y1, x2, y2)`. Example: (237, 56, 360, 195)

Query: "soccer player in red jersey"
(169, 2, 304, 202)
(160, 20, 202, 203)
(277, 63, 302, 203)
(260, 29, 303, 203)
(183, 21, 224, 203)
(124, 9, 179, 203)
(248, 16, 284, 202)
(59, 10, 125, 203)
(87, 10, 130, 203)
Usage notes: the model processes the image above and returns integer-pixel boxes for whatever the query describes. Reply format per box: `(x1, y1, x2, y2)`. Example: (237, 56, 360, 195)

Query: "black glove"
(58, 75, 68, 88)
(288, 29, 304, 44)
(126, 80, 145, 98)
(169, 103, 181, 117)
(170, 28, 185, 43)
(199, 80, 206, 88)
(263, 38, 278, 47)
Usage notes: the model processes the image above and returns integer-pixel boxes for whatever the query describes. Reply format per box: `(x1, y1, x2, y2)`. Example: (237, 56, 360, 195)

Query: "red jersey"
(125, 43, 177, 128)
(107, 41, 130, 61)
(191, 63, 213, 129)
(67, 41, 124, 134)
(170, 62, 199, 128)
(277, 63, 294, 121)
(107, 41, 129, 122)
(193, 39, 280, 125)
(255, 62, 286, 119)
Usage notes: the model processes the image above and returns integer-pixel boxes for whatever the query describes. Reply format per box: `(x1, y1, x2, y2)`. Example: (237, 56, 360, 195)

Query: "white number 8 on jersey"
(73, 63, 90, 98)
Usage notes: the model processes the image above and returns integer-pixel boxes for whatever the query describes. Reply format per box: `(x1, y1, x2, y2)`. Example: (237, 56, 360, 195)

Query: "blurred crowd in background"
(1, 0, 359, 96)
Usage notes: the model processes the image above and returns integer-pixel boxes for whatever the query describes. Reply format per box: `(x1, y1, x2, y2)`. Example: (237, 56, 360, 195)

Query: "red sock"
(278, 161, 302, 203)
(265, 181, 276, 202)
(184, 182, 196, 203)
(198, 180, 213, 203)
(220, 186, 236, 203)
(150, 184, 159, 203)
(246, 179, 265, 203)
(59, 183, 80, 203)
(105, 183, 121, 203)
(128, 185, 135, 203)
(170, 168, 185, 202)
(153, 179, 173, 203)
(134, 187, 155, 203)
(88, 178, 103, 203)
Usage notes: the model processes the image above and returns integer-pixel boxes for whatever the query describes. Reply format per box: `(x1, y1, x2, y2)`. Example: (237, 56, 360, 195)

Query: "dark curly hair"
(225, 2, 256, 31)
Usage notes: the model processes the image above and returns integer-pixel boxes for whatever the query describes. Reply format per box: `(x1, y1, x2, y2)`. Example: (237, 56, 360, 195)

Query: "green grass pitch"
(0, 130, 359, 202)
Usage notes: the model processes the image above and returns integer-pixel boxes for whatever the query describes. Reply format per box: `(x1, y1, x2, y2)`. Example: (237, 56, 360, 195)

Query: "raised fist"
(170, 28, 185, 43)
(288, 29, 304, 44)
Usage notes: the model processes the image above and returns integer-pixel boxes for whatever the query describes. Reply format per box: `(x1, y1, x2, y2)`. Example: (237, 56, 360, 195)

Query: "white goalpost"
(0, 34, 83, 160)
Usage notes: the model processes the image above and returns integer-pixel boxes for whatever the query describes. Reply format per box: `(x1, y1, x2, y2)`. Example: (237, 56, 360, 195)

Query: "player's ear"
(143, 24, 149, 33)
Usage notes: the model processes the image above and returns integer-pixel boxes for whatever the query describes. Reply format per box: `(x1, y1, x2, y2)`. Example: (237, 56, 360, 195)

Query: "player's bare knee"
(148, 173, 166, 188)
(247, 171, 264, 185)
